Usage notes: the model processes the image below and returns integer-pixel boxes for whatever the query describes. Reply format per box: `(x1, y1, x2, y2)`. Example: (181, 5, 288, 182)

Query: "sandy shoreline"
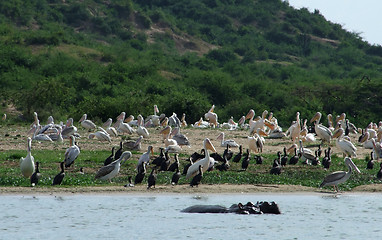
(1, 184, 382, 195)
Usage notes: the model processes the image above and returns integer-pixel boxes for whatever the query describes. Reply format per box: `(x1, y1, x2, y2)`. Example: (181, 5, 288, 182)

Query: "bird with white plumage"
(204, 105, 218, 128)
(216, 132, 239, 148)
(79, 113, 96, 131)
(103, 118, 118, 137)
(20, 137, 35, 178)
(186, 138, 217, 179)
(333, 126, 357, 158)
(88, 127, 112, 143)
(136, 114, 150, 138)
(310, 112, 332, 144)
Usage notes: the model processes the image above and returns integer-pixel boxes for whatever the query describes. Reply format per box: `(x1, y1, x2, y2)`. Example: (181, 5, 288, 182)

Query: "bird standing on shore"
(320, 157, 360, 192)
(241, 149, 250, 171)
(20, 137, 35, 178)
(79, 113, 96, 131)
(232, 145, 243, 163)
(147, 168, 157, 189)
(30, 161, 41, 187)
(171, 167, 181, 185)
(190, 165, 203, 187)
(95, 151, 132, 182)
(52, 162, 65, 185)
(134, 162, 146, 185)
(64, 135, 80, 168)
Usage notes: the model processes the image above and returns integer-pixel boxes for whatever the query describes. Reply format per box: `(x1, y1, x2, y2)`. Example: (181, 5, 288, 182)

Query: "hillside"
(0, 0, 381, 127)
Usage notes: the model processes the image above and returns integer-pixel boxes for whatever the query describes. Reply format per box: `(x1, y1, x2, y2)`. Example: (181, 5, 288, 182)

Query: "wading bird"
(20, 137, 35, 178)
(320, 157, 360, 192)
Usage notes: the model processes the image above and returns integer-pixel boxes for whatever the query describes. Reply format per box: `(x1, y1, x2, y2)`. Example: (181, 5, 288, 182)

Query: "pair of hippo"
(181, 201, 281, 215)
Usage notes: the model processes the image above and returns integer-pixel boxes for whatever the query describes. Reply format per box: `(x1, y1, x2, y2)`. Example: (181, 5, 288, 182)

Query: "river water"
(1, 193, 381, 239)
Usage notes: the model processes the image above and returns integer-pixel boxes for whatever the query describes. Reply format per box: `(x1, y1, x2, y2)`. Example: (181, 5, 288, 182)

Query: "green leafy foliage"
(0, 0, 381, 127)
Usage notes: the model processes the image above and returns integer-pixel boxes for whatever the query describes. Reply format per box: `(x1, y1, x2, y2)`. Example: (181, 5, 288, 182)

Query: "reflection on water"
(1, 193, 382, 239)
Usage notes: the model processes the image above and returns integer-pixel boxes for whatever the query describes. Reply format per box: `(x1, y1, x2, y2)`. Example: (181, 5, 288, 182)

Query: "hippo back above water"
(181, 201, 281, 214)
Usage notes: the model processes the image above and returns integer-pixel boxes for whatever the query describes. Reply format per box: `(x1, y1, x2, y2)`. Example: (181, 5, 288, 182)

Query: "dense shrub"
(0, 0, 380, 127)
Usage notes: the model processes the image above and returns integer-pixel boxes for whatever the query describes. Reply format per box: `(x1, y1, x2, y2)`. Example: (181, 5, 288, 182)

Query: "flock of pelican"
(13, 104, 382, 192)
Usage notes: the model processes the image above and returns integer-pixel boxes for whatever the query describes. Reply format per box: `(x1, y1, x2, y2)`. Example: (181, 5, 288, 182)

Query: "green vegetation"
(1, 0, 382, 127)
(0, 148, 377, 191)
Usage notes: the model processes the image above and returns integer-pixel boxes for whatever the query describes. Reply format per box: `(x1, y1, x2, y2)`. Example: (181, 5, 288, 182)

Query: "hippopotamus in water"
(181, 201, 281, 214)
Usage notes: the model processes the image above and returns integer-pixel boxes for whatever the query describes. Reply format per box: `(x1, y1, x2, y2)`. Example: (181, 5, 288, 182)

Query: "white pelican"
(103, 118, 118, 137)
(160, 126, 178, 147)
(327, 114, 335, 131)
(217, 132, 239, 147)
(286, 112, 301, 142)
(186, 138, 217, 179)
(245, 109, 256, 129)
(267, 112, 280, 130)
(30, 112, 40, 129)
(220, 117, 238, 130)
(62, 118, 78, 138)
(171, 127, 190, 147)
(366, 126, 377, 139)
(192, 117, 209, 128)
(112, 112, 124, 128)
(95, 151, 132, 182)
(165, 144, 182, 153)
(136, 114, 149, 138)
(300, 119, 308, 137)
(48, 128, 63, 142)
(161, 116, 169, 127)
(335, 113, 346, 126)
(310, 112, 332, 143)
(137, 145, 154, 170)
(20, 137, 35, 178)
(248, 110, 269, 135)
(111, 111, 126, 128)
(168, 112, 181, 127)
(116, 111, 126, 122)
(79, 114, 96, 130)
(237, 116, 246, 128)
(204, 105, 218, 128)
(268, 128, 286, 139)
(37, 122, 55, 135)
(298, 140, 316, 163)
(88, 128, 112, 143)
(125, 114, 137, 125)
(180, 113, 187, 127)
(146, 105, 161, 127)
(372, 138, 382, 161)
(333, 127, 357, 157)
(359, 131, 374, 149)
(30, 125, 53, 142)
(64, 135, 81, 168)
(300, 120, 316, 142)
(301, 133, 316, 143)
(47, 115, 54, 125)
(116, 119, 135, 135)
(248, 129, 268, 153)
(320, 157, 360, 192)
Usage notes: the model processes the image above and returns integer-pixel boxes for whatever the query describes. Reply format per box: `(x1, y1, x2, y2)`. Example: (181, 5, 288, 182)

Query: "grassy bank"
(1, 148, 379, 191)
